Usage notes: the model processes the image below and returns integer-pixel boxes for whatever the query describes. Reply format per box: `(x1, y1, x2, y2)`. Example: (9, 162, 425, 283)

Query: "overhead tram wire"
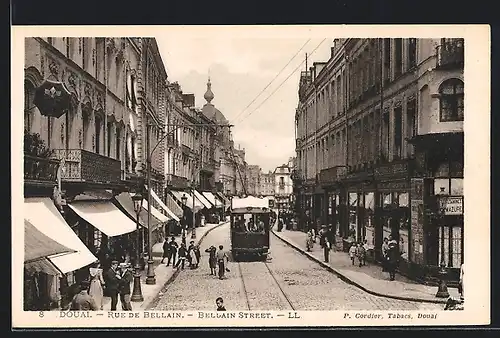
(230, 39, 312, 124)
(234, 39, 327, 125)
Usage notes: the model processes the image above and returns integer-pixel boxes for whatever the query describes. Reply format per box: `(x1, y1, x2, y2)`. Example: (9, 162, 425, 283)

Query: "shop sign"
(438, 196, 463, 215)
(375, 161, 408, 179)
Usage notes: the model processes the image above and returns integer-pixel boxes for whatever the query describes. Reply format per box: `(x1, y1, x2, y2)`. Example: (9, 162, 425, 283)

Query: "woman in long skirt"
(88, 263, 105, 310)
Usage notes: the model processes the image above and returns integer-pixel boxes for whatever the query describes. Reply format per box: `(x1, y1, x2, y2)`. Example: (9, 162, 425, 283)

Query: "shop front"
(373, 160, 410, 264)
(319, 165, 347, 237)
(341, 167, 374, 251)
(409, 132, 464, 283)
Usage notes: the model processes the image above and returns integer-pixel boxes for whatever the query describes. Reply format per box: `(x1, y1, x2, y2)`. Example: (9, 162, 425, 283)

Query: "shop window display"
(438, 226, 463, 268)
(348, 193, 358, 240)
(364, 192, 375, 250)
(397, 192, 409, 261)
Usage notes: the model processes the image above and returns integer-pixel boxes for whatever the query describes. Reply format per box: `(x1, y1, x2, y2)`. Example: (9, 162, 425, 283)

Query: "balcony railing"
(52, 149, 122, 185)
(436, 39, 464, 69)
(24, 154, 60, 185)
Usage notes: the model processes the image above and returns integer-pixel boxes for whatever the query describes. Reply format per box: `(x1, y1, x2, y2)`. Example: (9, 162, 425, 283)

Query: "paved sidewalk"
(272, 227, 460, 304)
(102, 221, 228, 311)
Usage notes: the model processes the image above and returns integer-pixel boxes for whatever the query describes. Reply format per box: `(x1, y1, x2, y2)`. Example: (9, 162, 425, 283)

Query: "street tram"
(230, 196, 272, 261)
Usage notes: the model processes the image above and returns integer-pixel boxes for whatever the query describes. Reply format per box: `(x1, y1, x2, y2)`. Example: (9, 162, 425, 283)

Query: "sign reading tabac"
(438, 196, 463, 215)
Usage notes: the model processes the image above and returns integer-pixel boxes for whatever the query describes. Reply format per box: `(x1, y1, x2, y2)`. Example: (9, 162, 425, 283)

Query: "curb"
(271, 230, 447, 305)
(143, 221, 229, 310)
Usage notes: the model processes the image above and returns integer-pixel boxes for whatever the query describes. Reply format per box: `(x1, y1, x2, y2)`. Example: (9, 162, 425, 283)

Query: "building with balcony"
(294, 38, 464, 283)
(23, 37, 148, 308)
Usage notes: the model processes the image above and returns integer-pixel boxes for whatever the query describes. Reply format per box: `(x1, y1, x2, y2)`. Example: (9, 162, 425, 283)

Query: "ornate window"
(24, 80, 36, 132)
(439, 79, 464, 122)
(116, 126, 121, 160)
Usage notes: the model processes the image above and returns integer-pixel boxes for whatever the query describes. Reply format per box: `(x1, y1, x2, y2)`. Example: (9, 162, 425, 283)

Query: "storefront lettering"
(375, 162, 408, 178)
(438, 196, 463, 215)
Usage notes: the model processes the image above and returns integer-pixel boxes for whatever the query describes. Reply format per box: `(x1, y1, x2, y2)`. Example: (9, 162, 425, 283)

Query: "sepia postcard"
(11, 25, 490, 328)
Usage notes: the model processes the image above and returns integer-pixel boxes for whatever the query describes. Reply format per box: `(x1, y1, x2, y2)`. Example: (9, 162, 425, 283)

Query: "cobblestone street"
(149, 223, 442, 311)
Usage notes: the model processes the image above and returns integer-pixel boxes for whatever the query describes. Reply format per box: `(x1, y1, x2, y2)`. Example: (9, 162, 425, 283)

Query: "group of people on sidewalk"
(66, 259, 134, 311)
(161, 236, 230, 280)
(349, 240, 370, 267)
(161, 236, 202, 270)
(301, 219, 405, 282)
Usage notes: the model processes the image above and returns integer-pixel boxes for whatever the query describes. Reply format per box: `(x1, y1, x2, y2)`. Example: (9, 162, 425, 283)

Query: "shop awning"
(68, 201, 137, 237)
(166, 193, 183, 218)
(24, 219, 75, 263)
(24, 197, 98, 274)
(149, 187, 180, 222)
(202, 192, 219, 207)
(170, 190, 203, 212)
(113, 192, 161, 229)
(141, 199, 169, 225)
(215, 192, 230, 205)
(194, 190, 212, 209)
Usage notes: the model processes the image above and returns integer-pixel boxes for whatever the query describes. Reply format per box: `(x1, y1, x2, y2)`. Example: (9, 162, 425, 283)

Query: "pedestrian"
(349, 242, 357, 266)
(356, 242, 366, 267)
(216, 245, 229, 280)
(381, 237, 389, 272)
(187, 241, 195, 267)
(205, 245, 217, 275)
(363, 239, 370, 264)
(104, 260, 121, 311)
(216, 297, 226, 311)
(386, 236, 399, 281)
(174, 242, 187, 270)
(70, 280, 98, 311)
(161, 239, 169, 264)
(306, 229, 314, 252)
(117, 263, 133, 310)
(320, 227, 330, 263)
(194, 245, 201, 268)
(167, 237, 178, 267)
(88, 262, 105, 310)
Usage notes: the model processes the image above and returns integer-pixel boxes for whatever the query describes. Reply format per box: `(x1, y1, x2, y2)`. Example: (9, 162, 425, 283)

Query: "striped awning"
(142, 199, 169, 225)
(113, 192, 161, 229)
(24, 219, 75, 263)
(193, 190, 212, 209)
(68, 201, 137, 237)
(24, 197, 98, 274)
(149, 187, 180, 222)
(166, 193, 183, 218)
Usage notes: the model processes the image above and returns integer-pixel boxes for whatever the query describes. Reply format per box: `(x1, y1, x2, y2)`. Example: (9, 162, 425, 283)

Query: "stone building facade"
(294, 38, 464, 282)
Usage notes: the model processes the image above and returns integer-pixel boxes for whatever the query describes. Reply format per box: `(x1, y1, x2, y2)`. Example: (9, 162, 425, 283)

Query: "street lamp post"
(191, 187, 196, 239)
(436, 225, 450, 298)
(181, 194, 188, 246)
(131, 192, 144, 302)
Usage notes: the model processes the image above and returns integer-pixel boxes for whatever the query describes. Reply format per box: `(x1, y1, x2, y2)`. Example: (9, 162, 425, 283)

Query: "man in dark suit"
(104, 260, 120, 311)
(117, 263, 133, 310)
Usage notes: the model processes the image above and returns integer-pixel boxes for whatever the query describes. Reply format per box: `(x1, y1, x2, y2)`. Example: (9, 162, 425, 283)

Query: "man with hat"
(319, 224, 331, 263)
(70, 280, 98, 311)
(104, 260, 121, 311)
(117, 262, 133, 310)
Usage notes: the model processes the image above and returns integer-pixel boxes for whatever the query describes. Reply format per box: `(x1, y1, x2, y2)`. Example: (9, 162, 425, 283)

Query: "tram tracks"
(236, 259, 296, 311)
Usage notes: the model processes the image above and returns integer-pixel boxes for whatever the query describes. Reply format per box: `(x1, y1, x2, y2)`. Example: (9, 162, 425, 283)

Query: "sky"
(156, 35, 332, 172)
